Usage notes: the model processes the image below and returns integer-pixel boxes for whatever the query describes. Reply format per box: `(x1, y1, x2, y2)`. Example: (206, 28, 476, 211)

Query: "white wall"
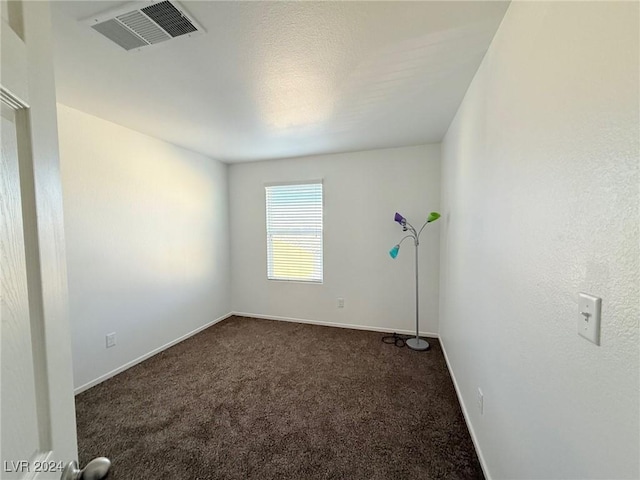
(440, 2, 639, 479)
(230, 145, 441, 334)
(57, 104, 231, 391)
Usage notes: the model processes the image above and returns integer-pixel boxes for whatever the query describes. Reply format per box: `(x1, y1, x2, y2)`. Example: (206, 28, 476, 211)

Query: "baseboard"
(74, 312, 234, 395)
(232, 311, 439, 338)
(439, 337, 492, 480)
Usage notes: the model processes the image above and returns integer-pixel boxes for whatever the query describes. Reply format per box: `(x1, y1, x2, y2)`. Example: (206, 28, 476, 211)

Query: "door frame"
(1, 1, 78, 477)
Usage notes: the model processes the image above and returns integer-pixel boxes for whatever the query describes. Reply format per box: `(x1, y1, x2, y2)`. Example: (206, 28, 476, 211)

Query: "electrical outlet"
(106, 332, 116, 348)
(337, 297, 344, 308)
(477, 388, 484, 415)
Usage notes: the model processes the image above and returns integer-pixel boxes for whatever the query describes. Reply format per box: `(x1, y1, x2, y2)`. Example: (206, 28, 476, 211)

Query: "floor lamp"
(389, 211, 440, 351)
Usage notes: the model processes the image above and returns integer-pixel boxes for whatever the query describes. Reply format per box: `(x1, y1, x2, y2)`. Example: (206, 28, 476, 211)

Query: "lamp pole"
(406, 228, 428, 351)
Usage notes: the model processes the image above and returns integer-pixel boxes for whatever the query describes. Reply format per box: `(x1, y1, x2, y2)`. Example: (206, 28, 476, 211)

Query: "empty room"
(1, 1, 638, 479)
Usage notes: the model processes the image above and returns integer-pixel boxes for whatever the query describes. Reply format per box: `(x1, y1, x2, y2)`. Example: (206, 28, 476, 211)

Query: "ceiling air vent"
(83, 1, 204, 52)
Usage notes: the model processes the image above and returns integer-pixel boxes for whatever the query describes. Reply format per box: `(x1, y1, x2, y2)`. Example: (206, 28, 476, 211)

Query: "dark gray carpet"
(75, 316, 482, 479)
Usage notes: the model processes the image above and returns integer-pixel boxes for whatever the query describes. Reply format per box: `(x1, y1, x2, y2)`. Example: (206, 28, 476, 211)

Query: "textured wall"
(58, 104, 231, 391)
(230, 145, 441, 334)
(440, 2, 639, 479)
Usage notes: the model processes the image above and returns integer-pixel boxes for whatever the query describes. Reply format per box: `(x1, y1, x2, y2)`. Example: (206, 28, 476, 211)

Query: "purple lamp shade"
(394, 212, 406, 225)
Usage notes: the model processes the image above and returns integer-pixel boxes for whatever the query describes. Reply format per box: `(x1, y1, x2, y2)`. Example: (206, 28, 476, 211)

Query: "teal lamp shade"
(389, 245, 400, 259)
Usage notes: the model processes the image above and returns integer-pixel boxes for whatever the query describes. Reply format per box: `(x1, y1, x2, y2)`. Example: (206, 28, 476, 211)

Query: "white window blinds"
(265, 182, 323, 283)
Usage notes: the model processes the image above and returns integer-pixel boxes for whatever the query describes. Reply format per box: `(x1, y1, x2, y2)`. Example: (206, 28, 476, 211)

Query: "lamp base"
(406, 337, 430, 351)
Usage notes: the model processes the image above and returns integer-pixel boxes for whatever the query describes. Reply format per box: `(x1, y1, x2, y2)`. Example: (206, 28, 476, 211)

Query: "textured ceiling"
(51, 1, 509, 163)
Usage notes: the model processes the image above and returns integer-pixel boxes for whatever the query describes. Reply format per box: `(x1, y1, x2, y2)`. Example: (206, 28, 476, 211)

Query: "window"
(265, 182, 323, 283)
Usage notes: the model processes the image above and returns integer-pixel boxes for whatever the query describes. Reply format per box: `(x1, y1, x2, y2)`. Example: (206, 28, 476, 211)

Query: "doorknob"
(60, 457, 111, 480)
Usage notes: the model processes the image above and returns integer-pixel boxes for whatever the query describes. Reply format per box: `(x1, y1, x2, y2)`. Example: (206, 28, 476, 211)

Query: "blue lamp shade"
(394, 212, 406, 225)
(389, 245, 400, 259)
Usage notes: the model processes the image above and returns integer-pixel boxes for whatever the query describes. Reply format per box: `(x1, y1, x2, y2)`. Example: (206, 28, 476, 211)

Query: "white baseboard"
(74, 312, 234, 395)
(439, 337, 491, 480)
(232, 311, 439, 338)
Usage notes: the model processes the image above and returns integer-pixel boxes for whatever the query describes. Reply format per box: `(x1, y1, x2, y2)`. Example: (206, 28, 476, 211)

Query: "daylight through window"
(265, 182, 323, 283)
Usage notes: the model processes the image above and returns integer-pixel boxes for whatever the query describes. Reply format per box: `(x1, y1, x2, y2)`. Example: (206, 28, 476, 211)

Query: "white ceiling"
(51, 1, 509, 163)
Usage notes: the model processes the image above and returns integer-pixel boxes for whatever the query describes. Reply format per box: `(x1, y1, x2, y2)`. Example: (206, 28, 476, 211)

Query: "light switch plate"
(578, 293, 601, 345)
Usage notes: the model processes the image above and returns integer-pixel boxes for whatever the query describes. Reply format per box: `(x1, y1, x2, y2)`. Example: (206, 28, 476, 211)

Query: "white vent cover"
(83, 1, 204, 52)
